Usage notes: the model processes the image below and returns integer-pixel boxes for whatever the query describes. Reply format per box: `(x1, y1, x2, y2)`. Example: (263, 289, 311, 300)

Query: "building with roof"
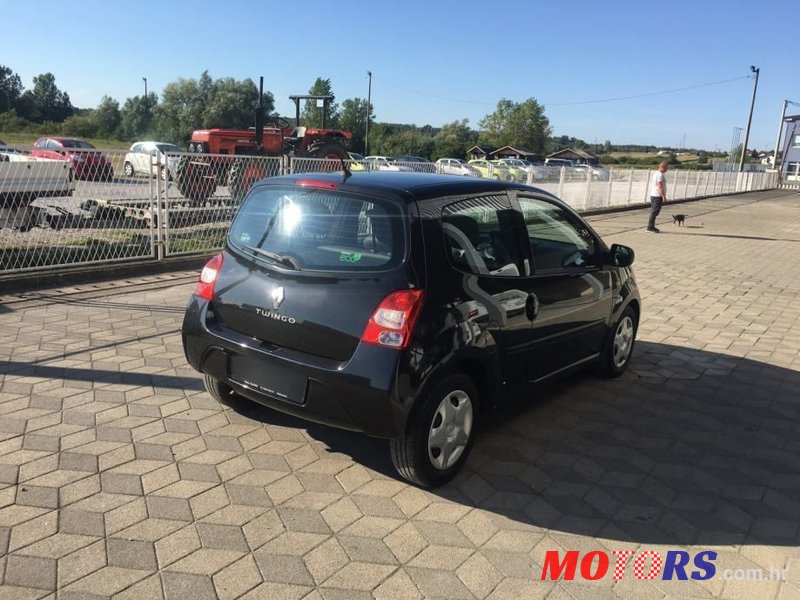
(780, 115, 800, 181)
(489, 145, 539, 161)
(466, 146, 495, 160)
(546, 148, 599, 166)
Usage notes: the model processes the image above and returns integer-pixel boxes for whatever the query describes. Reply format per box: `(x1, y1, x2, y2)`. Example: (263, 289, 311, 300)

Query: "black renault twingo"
(182, 172, 639, 487)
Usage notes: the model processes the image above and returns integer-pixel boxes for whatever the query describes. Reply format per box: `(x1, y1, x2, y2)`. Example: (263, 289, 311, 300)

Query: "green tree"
(301, 78, 339, 128)
(153, 72, 274, 143)
(153, 73, 211, 142)
(369, 126, 434, 158)
(432, 119, 475, 159)
(92, 96, 121, 137)
(119, 93, 159, 140)
(204, 77, 273, 130)
(339, 98, 374, 153)
(602, 139, 612, 154)
(0, 65, 23, 113)
(16, 72, 73, 123)
(479, 98, 551, 154)
(61, 114, 98, 138)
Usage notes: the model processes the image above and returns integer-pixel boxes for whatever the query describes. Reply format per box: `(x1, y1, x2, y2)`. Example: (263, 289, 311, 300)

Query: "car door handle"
(526, 293, 540, 321)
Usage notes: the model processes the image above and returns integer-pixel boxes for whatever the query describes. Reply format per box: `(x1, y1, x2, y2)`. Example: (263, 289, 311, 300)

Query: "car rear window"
(228, 185, 405, 271)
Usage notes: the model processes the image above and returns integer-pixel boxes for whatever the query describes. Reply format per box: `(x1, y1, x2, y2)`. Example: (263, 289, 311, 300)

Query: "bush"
(60, 114, 99, 138)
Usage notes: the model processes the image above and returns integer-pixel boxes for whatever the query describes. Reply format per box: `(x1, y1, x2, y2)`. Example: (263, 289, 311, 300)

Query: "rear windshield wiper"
(240, 244, 301, 270)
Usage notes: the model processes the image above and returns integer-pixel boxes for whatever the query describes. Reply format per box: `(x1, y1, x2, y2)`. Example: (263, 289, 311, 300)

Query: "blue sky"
(5, 0, 795, 150)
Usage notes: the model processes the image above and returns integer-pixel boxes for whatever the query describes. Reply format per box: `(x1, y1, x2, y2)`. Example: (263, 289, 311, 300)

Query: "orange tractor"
(175, 79, 352, 203)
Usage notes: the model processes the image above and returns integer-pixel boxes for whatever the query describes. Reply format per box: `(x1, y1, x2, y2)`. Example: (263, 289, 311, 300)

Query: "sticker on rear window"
(339, 251, 362, 263)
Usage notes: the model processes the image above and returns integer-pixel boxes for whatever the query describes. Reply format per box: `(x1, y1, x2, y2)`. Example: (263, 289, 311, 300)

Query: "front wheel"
(596, 306, 638, 377)
(123, 162, 134, 177)
(389, 373, 478, 488)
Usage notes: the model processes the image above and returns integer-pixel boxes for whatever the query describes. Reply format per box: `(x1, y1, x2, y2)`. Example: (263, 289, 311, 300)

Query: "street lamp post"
(738, 66, 759, 173)
(772, 100, 788, 171)
(142, 77, 148, 119)
(365, 71, 372, 156)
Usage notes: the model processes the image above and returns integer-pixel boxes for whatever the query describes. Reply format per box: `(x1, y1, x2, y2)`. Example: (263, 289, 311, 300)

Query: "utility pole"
(739, 66, 759, 172)
(365, 71, 372, 156)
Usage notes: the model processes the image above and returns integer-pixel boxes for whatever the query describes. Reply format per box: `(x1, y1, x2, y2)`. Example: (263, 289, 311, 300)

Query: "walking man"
(647, 161, 668, 232)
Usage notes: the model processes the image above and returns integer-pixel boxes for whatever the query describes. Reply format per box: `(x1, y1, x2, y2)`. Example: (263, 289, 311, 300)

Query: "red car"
(31, 137, 114, 181)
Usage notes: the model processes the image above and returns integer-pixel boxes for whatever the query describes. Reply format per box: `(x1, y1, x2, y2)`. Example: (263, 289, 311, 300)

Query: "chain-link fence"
(1, 148, 157, 274)
(160, 153, 282, 256)
(0, 146, 780, 277)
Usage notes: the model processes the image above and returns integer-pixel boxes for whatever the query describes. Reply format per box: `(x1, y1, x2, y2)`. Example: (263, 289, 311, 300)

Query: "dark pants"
(648, 196, 662, 229)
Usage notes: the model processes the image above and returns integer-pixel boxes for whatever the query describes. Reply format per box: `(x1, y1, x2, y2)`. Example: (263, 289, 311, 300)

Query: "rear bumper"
(182, 296, 409, 439)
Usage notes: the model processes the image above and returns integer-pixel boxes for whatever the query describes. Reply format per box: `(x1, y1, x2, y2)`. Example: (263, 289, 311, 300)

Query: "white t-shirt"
(650, 171, 667, 198)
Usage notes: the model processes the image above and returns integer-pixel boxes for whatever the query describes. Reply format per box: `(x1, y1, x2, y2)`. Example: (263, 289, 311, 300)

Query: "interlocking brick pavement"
(0, 190, 799, 599)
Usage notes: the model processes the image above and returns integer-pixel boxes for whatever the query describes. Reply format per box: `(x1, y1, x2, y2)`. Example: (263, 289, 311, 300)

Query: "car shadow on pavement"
(223, 340, 800, 547)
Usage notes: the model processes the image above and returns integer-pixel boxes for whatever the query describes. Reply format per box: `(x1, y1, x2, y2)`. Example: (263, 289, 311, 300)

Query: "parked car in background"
(435, 158, 480, 176)
(123, 141, 182, 179)
(347, 152, 367, 171)
(395, 156, 436, 173)
(182, 171, 640, 487)
(364, 156, 413, 172)
(31, 137, 113, 181)
(544, 158, 576, 168)
(499, 158, 549, 181)
(573, 163, 611, 181)
(468, 159, 513, 181)
(0, 139, 26, 161)
(491, 159, 526, 183)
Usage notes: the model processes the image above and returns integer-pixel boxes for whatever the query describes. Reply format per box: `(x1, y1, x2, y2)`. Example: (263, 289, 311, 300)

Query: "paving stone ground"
(1, 189, 799, 600)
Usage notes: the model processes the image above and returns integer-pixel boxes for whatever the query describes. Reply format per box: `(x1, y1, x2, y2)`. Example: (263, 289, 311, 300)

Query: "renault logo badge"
(271, 286, 285, 309)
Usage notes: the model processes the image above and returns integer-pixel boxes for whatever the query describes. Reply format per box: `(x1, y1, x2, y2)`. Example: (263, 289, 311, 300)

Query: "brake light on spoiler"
(296, 179, 339, 190)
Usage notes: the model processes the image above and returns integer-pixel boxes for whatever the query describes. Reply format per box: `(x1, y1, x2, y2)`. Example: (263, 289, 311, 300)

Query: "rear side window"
(228, 185, 404, 271)
(441, 195, 522, 277)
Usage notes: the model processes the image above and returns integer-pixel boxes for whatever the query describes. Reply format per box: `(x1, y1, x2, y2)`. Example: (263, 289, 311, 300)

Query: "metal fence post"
(606, 171, 613, 208)
(643, 169, 651, 205)
(693, 171, 700, 198)
(583, 168, 592, 211)
(150, 162, 166, 261)
(626, 168, 634, 205)
(557, 167, 565, 198)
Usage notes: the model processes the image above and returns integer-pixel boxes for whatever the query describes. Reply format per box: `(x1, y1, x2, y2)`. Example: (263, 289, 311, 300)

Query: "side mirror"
(608, 244, 635, 268)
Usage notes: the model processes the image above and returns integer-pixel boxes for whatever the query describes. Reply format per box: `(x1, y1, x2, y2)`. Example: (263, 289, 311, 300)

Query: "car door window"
(441, 195, 523, 277)
(517, 196, 597, 272)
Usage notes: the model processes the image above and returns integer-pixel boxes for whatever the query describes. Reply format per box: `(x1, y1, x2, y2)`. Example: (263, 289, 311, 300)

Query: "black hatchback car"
(182, 172, 640, 487)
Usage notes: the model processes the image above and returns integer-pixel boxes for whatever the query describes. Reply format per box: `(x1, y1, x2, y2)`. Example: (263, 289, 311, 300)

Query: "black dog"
(672, 214, 687, 226)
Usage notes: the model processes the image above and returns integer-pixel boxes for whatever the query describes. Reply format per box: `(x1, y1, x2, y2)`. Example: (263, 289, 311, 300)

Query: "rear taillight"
(195, 253, 223, 301)
(361, 289, 424, 349)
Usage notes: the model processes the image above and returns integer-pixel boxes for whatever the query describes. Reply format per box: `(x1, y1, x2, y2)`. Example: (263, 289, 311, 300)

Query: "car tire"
(389, 372, 478, 488)
(123, 162, 134, 177)
(204, 373, 241, 407)
(596, 305, 638, 378)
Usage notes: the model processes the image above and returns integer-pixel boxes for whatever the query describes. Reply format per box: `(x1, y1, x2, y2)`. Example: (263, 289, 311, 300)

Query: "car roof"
(255, 171, 557, 205)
